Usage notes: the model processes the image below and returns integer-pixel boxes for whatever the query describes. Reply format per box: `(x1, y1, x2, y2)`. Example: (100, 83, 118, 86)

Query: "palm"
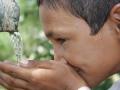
(0, 60, 86, 90)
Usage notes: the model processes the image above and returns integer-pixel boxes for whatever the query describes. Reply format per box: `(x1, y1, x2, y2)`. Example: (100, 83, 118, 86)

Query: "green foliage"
(0, 0, 118, 89)
(17, 0, 53, 60)
(93, 78, 113, 90)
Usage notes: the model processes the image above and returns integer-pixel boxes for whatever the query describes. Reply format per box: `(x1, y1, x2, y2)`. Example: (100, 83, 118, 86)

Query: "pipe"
(0, 0, 20, 32)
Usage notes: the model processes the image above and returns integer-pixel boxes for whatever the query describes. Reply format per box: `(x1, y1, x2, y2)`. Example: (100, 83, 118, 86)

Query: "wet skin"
(40, 5, 120, 87)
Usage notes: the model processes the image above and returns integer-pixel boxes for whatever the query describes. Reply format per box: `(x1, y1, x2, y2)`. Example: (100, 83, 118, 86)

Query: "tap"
(0, 0, 20, 32)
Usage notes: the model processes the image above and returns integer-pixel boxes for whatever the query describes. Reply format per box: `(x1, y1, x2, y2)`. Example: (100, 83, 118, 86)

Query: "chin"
(69, 64, 111, 88)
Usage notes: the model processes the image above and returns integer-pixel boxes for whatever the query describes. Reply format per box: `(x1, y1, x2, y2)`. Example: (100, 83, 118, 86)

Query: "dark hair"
(37, 0, 120, 34)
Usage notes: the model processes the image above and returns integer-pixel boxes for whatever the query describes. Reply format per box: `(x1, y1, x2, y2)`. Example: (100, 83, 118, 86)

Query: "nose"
(53, 44, 64, 61)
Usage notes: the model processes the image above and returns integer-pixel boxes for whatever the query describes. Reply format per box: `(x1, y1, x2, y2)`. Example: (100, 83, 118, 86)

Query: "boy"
(0, 0, 120, 90)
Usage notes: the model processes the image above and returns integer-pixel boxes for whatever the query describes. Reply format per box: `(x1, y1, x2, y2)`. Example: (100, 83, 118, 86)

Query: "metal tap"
(0, 0, 20, 32)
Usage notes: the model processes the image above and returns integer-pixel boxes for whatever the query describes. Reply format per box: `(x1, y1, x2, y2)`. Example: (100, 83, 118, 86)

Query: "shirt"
(109, 80, 120, 90)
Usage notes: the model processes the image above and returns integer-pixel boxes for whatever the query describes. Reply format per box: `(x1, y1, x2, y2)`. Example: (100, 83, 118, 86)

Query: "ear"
(110, 3, 120, 33)
(110, 4, 120, 23)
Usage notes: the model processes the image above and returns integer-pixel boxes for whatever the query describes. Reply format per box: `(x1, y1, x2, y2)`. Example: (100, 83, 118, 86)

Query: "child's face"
(39, 6, 120, 86)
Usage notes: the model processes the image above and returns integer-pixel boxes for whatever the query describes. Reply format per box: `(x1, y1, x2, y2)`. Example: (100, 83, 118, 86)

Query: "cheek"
(63, 39, 120, 72)
(63, 41, 120, 86)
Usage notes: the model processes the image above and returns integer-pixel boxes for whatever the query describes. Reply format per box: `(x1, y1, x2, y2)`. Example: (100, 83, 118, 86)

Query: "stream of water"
(10, 32, 23, 64)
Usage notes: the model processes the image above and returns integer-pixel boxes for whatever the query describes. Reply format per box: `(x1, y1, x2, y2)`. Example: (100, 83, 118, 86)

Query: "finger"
(0, 72, 32, 90)
(8, 88, 25, 90)
(3, 60, 16, 65)
(0, 78, 9, 89)
(20, 60, 54, 69)
(0, 62, 31, 82)
(0, 78, 22, 90)
(0, 75, 53, 90)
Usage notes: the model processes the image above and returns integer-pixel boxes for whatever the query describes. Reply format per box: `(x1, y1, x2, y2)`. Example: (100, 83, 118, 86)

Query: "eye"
(55, 38, 66, 44)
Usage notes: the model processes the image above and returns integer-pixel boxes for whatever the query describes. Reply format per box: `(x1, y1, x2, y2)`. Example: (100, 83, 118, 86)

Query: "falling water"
(9, 32, 23, 63)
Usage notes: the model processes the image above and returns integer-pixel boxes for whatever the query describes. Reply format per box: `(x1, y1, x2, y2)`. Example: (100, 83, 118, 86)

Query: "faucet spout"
(0, 0, 20, 32)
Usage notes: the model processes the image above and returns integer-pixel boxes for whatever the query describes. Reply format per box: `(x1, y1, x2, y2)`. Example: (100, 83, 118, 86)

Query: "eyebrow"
(45, 31, 63, 38)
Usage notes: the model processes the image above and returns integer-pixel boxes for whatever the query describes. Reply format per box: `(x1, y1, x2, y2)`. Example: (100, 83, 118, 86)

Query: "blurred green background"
(0, 0, 119, 90)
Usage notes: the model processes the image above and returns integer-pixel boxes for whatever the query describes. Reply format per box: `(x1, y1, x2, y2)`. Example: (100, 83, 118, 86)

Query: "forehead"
(40, 6, 82, 30)
(39, 6, 91, 37)
(40, 6, 78, 24)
